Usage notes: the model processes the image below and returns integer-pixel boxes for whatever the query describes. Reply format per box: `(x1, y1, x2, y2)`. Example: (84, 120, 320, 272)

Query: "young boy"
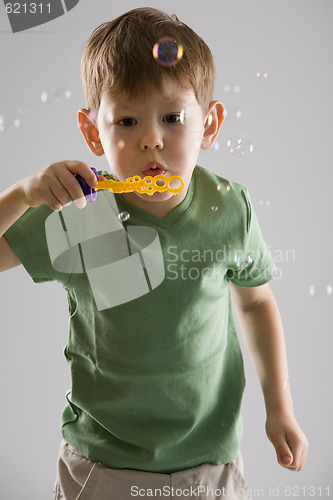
(0, 7, 308, 500)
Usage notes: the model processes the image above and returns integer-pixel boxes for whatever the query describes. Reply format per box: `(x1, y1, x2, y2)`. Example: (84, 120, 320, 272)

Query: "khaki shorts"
(54, 440, 253, 500)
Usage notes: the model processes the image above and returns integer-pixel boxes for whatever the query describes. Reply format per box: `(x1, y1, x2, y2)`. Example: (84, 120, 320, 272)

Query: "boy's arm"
(230, 282, 309, 471)
(0, 161, 99, 272)
(0, 186, 28, 271)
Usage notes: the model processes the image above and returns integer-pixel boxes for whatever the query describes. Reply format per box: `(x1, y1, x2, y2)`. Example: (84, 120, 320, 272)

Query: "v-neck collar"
(112, 169, 197, 229)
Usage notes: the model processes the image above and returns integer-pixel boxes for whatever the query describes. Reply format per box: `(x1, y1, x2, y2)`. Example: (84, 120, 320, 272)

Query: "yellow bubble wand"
(96, 174, 184, 196)
(76, 169, 184, 202)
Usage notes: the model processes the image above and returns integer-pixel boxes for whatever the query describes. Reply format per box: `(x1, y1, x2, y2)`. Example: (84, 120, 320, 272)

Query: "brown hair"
(81, 7, 215, 113)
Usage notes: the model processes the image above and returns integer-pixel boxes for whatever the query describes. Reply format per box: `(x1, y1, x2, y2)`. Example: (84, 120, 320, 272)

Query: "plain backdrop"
(0, 1, 332, 498)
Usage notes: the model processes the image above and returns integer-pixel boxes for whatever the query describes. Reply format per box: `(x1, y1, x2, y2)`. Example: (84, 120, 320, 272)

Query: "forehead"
(100, 77, 198, 110)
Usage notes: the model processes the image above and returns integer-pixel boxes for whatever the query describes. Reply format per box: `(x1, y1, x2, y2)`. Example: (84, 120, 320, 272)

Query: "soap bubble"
(41, 87, 72, 105)
(259, 200, 271, 207)
(180, 103, 204, 132)
(224, 105, 242, 122)
(234, 254, 254, 270)
(105, 111, 114, 124)
(0, 113, 21, 132)
(227, 136, 254, 158)
(309, 282, 332, 299)
(88, 110, 97, 124)
(117, 211, 130, 223)
(256, 72, 269, 78)
(211, 206, 219, 212)
(153, 38, 183, 67)
(223, 84, 241, 93)
(217, 184, 231, 193)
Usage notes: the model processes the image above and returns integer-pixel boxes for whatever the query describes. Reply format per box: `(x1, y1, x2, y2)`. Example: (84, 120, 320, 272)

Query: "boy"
(0, 7, 308, 500)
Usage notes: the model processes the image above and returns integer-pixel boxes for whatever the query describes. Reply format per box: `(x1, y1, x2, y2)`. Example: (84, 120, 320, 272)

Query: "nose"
(140, 122, 163, 151)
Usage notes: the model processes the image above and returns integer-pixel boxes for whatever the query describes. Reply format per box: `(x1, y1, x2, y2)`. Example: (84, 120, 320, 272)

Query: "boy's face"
(79, 78, 224, 215)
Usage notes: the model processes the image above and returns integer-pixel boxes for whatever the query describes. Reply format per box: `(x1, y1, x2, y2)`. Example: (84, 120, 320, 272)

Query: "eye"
(163, 113, 181, 124)
(117, 117, 137, 127)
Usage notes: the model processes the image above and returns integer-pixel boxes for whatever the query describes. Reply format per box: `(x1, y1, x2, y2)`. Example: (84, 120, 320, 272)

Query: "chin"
(139, 191, 175, 202)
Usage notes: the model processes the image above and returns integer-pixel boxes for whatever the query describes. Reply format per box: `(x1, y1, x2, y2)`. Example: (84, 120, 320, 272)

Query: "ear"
(200, 101, 225, 150)
(78, 108, 105, 157)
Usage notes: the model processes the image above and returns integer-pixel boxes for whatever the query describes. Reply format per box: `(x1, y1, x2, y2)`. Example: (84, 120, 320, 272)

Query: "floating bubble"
(105, 111, 114, 124)
(211, 206, 219, 212)
(41, 87, 72, 105)
(227, 136, 254, 158)
(224, 105, 242, 121)
(256, 72, 269, 79)
(213, 142, 220, 152)
(117, 211, 130, 223)
(234, 254, 254, 270)
(259, 200, 271, 207)
(217, 184, 231, 193)
(309, 282, 332, 299)
(88, 110, 97, 123)
(217, 183, 231, 193)
(223, 84, 232, 93)
(152, 38, 183, 67)
(0, 113, 21, 132)
(233, 85, 241, 94)
(41, 91, 48, 104)
(180, 103, 204, 132)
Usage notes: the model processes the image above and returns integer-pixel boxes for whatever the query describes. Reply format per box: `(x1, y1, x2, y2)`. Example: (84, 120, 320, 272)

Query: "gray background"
(0, 0, 332, 498)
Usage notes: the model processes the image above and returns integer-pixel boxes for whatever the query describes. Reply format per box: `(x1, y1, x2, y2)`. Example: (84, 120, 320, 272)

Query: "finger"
(63, 161, 98, 188)
(44, 187, 66, 212)
(53, 169, 87, 208)
(49, 181, 73, 208)
(287, 437, 308, 471)
(275, 443, 293, 468)
(295, 443, 309, 471)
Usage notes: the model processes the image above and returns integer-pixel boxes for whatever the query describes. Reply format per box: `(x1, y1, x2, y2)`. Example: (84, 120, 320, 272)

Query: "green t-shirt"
(4, 165, 276, 473)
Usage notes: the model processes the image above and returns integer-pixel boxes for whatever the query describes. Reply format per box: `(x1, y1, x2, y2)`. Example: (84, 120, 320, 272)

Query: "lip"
(142, 162, 167, 177)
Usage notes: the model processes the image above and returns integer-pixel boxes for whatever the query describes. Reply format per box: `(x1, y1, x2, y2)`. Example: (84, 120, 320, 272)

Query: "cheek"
(101, 133, 127, 162)
(178, 133, 202, 160)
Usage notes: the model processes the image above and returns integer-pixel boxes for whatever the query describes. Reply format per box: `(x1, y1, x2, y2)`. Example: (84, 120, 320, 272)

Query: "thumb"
(276, 444, 293, 466)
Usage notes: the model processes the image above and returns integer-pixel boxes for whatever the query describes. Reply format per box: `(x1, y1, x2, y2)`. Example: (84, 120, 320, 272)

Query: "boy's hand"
(17, 161, 100, 212)
(265, 411, 309, 471)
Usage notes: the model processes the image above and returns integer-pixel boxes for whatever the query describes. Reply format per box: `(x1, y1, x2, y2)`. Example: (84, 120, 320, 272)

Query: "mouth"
(142, 162, 167, 177)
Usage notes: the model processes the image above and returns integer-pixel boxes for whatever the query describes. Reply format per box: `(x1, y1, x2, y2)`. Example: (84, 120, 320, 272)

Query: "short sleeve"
(227, 188, 276, 287)
(4, 204, 58, 283)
